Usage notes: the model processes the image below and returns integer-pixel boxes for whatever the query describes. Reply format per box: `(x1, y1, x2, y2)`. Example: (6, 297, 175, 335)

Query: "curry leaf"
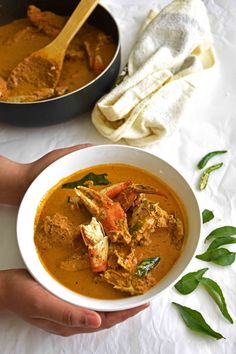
(200, 277, 233, 323)
(129, 222, 141, 235)
(197, 150, 227, 169)
(135, 257, 160, 277)
(175, 268, 208, 295)
(202, 209, 214, 224)
(172, 302, 224, 340)
(199, 163, 223, 191)
(207, 237, 236, 251)
(62, 172, 111, 189)
(196, 248, 236, 266)
(205, 226, 236, 242)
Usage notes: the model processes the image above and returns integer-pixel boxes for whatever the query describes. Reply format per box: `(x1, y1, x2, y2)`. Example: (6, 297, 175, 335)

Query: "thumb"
(32, 291, 101, 328)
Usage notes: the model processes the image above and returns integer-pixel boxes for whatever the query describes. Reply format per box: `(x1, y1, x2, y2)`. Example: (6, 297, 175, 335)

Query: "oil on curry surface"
(34, 163, 187, 300)
(0, 5, 116, 102)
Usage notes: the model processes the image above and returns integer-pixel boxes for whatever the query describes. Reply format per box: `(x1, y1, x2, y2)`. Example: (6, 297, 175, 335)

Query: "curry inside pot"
(0, 5, 117, 102)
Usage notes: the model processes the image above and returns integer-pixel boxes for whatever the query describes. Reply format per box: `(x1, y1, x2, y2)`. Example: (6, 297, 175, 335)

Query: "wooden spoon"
(7, 0, 100, 100)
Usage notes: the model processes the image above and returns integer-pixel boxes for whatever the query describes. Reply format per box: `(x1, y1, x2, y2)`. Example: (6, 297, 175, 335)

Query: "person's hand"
(2, 269, 148, 336)
(0, 143, 92, 205)
(27, 143, 93, 186)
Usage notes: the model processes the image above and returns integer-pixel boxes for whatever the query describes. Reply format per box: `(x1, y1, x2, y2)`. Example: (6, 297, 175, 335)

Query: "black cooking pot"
(0, 0, 121, 126)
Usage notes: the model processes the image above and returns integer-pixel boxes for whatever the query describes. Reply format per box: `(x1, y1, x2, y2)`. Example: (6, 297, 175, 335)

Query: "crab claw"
(101, 181, 132, 199)
(80, 217, 108, 272)
(75, 186, 132, 244)
(102, 181, 165, 212)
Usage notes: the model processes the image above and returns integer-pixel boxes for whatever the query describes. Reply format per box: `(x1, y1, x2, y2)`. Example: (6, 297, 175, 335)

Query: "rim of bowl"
(16, 144, 202, 311)
(0, 3, 121, 106)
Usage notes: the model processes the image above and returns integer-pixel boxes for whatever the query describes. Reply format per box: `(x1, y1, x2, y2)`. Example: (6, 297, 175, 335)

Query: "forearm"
(0, 156, 31, 205)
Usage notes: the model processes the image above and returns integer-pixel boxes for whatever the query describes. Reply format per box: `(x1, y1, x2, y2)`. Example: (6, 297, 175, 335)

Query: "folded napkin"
(92, 0, 215, 147)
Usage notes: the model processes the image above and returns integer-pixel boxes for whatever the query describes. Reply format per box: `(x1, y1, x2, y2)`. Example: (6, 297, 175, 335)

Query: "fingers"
(5, 269, 149, 336)
(29, 287, 149, 335)
(32, 292, 148, 334)
(31, 291, 101, 329)
(5, 269, 101, 330)
(29, 304, 149, 336)
(29, 318, 97, 336)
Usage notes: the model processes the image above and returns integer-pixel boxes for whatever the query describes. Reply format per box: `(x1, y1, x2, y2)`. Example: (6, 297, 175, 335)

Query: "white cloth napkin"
(92, 0, 215, 147)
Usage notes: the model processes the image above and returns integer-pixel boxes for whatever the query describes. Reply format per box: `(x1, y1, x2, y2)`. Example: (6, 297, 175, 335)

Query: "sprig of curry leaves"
(62, 172, 111, 189)
(175, 269, 233, 324)
(172, 303, 224, 340)
(174, 149, 233, 339)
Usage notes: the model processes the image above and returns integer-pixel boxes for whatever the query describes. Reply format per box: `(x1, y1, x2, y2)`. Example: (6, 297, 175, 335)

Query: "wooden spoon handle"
(48, 0, 100, 55)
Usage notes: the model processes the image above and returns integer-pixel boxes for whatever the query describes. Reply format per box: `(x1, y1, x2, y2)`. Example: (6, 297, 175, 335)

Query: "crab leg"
(75, 186, 132, 244)
(101, 181, 132, 199)
(80, 217, 108, 272)
(102, 181, 165, 211)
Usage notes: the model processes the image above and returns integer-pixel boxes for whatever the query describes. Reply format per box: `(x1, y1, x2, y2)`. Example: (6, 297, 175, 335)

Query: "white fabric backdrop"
(0, 0, 236, 353)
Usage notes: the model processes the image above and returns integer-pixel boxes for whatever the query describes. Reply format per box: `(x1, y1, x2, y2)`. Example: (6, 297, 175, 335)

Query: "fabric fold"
(92, 0, 215, 147)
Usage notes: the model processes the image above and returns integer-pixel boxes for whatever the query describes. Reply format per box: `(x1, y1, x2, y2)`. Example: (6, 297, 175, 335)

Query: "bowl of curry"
(17, 145, 201, 311)
(0, 0, 120, 126)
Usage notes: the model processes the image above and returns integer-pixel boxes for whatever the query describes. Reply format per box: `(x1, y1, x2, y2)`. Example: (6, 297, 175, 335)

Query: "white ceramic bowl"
(17, 144, 201, 311)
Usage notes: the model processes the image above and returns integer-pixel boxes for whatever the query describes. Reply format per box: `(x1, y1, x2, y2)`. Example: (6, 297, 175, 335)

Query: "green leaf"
(197, 150, 227, 169)
(62, 172, 111, 189)
(205, 226, 236, 242)
(207, 237, 236, 251)
(135, 257, 160, 277)
(129, 222, 141, 235)
(200, 277, 233, 323)
(175, 268, 208, 295)
(196, 248, 236, 266)
(199, 163, 224, 191)
(202, 209, 214, 224)
(172, 302, 224, 340)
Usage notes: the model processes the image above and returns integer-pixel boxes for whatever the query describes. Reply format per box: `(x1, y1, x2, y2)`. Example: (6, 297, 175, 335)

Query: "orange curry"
(0, 5, 116, 102)
(34, 163, 187, 300)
